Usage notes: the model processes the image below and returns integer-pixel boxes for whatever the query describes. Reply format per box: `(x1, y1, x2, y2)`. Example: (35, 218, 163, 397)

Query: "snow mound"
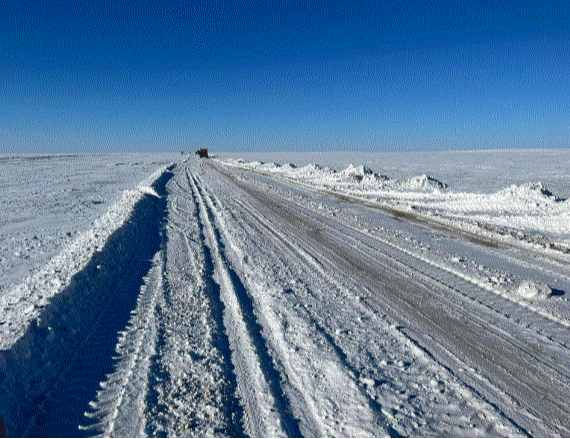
(340, 164, 374, 178)
(403, 174, 448, 191)
(300, 163, 325, 173)
(281, 163, 297, 171)
(497, 182, 559, 203)
(220, 157, 570, 247)
(338, 164, 389, 184)
(138, 185, 160, 198)
(291, 163, 335, 180)
(516, 280, 553, 300)
(258, 162, 282, 172)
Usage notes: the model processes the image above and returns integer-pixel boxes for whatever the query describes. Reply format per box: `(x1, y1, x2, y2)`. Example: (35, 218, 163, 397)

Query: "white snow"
(0, 154, 179, 296)
(220, 150, 570, 250)
(0, 161, 175, 350)
(1, 150, 570, 437)
(517, 280, 553, 300)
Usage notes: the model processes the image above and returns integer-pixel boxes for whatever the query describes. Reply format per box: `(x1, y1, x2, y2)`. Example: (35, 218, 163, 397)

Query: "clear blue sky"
(2, 0, 569, 153)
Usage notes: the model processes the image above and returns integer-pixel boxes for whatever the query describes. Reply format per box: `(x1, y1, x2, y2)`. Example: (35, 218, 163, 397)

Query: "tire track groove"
(80, 251, 164, 437)
(144, 170, 244, 437)
(204, 176, 396, 437)
(187, 175, 246, 437)
(215, 163, 570, 436)
(190, 172, 302, 437)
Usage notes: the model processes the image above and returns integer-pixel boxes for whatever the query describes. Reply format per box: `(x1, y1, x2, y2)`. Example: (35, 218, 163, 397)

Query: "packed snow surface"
(1, 151, 570, 437)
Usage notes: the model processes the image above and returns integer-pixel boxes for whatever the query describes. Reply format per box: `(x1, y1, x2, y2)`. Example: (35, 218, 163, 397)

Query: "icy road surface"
(1, 156, 570, 437)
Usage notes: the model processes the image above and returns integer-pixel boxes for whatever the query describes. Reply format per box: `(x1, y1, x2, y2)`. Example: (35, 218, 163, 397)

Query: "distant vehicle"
(195, 148, 209, 158)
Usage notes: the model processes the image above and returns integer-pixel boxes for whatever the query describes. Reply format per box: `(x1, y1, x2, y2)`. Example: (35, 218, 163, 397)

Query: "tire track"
(198, 178, 396, 436)
(221, 162, 570, 365)
(144, 169, 244, 437)
(228, 188, 490, 438)
(189, 172, 300, 437)
(202, 163, 524, 437)
(80, 251, 164, 437)
(223, 161, 570, 339)
(212, 162, 570, 436)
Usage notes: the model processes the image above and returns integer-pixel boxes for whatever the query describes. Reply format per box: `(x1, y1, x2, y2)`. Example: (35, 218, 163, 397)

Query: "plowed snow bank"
(222, 158, 570, 250)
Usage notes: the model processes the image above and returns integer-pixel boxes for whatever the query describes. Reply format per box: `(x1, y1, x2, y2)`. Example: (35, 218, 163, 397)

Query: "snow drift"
(516, 280, 553, 300)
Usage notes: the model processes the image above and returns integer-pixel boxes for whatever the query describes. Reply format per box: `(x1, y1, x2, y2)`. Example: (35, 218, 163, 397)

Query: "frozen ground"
(1, 150, 570, 437)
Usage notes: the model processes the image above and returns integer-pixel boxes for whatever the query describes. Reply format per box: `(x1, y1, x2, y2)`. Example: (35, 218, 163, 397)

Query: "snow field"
(1, 152, 570, 436)
(0, 154, 179, 296)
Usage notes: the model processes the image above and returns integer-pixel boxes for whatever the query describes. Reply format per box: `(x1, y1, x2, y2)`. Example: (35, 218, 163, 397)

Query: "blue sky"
(2, 0, 569, 153)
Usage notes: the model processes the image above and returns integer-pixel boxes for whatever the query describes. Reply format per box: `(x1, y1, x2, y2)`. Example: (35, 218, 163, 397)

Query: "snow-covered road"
(2, 156, 570, 436)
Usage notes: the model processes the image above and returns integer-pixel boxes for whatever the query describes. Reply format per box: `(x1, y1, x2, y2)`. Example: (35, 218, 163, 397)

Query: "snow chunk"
(138, 186, 160, 198)
(298, 163, 325, 174)
(258, 162, 282, 172)
(281, 163, 297, 171)
(516, 280, 553, 300)
(290, 163, 336, 181)
(340, 164, 374, 179)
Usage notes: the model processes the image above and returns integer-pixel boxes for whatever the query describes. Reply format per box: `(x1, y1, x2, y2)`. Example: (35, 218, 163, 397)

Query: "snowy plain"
(0, 154, 181, 296)
(1, 149, 569, 437)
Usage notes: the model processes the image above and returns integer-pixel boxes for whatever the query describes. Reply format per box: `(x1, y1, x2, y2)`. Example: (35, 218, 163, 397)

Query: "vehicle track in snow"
(143, 169, 244, 437)
(191, 172, 391, 437)
(86, 165, 246, 437)
(190, 171, 300, 437)
(3, 157, 570, 437)
(225, 187, 523, 436)
(207, 159, 570, 436)
(185, 162, 520, 437)
(81, 251, 164, 437)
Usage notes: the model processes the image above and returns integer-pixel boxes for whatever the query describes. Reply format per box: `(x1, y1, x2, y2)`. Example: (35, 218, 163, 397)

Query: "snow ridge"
(81, 251, 164, 437)
(0, 164, 174, 350)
